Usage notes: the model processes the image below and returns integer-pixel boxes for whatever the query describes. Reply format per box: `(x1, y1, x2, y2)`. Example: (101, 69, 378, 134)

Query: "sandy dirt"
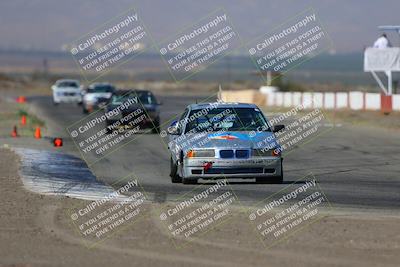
(0, 147, 399, 267)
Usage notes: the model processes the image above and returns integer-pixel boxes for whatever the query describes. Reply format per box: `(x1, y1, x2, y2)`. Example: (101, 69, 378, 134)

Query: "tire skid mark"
(13, 148, 130, 202)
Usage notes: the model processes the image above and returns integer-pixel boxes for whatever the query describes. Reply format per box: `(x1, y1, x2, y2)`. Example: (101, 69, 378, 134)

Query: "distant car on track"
(105, 89, 161, 134)
(167, 102, 284, 184)
(82, 83, 115, 114)
(51, 79, 82, 105)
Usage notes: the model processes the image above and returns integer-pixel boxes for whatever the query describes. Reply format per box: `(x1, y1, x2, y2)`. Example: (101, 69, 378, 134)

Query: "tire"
(170, 157, 182, 183)
(272, 159, 284, 183)
(256, 175, 282, 184)
(53, 101, 59, 106)
(152, 119, 160, 134)
(270, 174, 283, 184)
(83, 108, 88, 114)
(274, 159, 284, 183)
(182, 177, 197, 184)
(255, 177, 270, 184)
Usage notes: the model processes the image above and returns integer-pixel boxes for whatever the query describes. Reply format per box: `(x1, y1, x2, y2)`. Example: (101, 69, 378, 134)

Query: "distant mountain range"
(0, 49, 376, 86)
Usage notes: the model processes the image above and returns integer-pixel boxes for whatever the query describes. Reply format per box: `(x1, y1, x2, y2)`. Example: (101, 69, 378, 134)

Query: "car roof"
(89, 82, 113, 87)
(56, 79, 79, 83)
(113, 89, 153, 95)
(189, 102, 258, 110)
(131, 89, 153, 94)
(113, 90, 134, 96)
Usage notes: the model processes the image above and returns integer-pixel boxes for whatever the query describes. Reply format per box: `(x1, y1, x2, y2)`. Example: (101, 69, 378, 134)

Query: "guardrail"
(259, 87, 400, 112)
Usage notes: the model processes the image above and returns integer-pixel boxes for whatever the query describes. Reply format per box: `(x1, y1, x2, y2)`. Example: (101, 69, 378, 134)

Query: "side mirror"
(272, 124, 285, 133)
(170, 120, 178, 127)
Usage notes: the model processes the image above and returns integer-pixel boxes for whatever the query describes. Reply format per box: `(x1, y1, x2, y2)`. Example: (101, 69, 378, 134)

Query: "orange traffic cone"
(34, 127, 41, 139)
(16, 96, 26, 103)
(11, 125, 18, 137)
(21, 115, 27, 126)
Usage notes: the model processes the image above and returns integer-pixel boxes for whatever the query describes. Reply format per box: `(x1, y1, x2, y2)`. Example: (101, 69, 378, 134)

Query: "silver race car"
(167, 102, 285, 184)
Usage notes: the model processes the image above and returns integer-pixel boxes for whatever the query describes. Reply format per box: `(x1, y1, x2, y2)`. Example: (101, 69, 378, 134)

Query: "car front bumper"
(54, 95, 82, 103)
(182, 157, 282, 179)
(83, 102, 106, 111)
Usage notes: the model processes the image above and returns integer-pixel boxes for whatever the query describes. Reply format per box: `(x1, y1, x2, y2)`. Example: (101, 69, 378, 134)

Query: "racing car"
(51, 79, 82, 105)
(105, 89, 161, 134)
(82, 83, 115, 114)
(167, 102, 285, 184)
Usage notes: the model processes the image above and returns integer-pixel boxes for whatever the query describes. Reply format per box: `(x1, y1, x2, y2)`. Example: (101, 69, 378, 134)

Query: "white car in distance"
(51, 79, 82, 105)
(82, 83, 115, 114)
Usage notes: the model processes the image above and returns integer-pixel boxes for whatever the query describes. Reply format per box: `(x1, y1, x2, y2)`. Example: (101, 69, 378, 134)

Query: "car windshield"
(110, 93, 136, 105)
(110, 91, 156, 105)
(57, 81, 78, 88)
(87, 85, 114, 93)
(137, 91, 156, 105)
(184, 107, 270, 133)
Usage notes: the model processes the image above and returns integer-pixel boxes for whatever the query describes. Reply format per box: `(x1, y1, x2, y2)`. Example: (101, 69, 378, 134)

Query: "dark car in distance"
(105, 90, 161, 134)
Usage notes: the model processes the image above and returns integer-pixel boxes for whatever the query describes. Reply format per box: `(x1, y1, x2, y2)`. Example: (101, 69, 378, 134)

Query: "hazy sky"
(0, 0, 399, 53)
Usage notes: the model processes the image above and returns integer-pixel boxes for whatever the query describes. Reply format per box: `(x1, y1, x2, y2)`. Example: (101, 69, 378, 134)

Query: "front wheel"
(273, 159, 283, 184)
(170, 157, 182, 183)
(152, 119, 160, 134)
(105, 126, 113, 135)
(270, 174, 283, 184)
(182, 177, 198, 184)
(256, 175, 282, 184)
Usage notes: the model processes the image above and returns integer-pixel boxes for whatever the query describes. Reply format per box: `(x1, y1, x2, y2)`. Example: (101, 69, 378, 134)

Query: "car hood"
(179, 131, 280, 151)
(84, 92, 112, 100)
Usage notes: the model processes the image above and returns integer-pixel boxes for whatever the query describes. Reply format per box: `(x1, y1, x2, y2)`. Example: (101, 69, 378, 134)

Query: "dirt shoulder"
(0, 147, 399, 267)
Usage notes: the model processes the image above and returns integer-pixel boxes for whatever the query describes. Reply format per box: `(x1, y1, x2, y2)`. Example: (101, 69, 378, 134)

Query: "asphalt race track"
(29, 95, 400, 210)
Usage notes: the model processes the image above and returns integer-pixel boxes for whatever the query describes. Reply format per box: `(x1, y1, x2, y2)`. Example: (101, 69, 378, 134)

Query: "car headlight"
(252, 148, 281, 157)
(186, 149, 215, 158)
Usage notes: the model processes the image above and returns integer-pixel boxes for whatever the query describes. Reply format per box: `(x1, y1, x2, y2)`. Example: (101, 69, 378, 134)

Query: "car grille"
(235, 150, 249, 158)
(219, 149, 249, 159)
(220, 150, 234, 158)
(64, 92, 76, 96)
